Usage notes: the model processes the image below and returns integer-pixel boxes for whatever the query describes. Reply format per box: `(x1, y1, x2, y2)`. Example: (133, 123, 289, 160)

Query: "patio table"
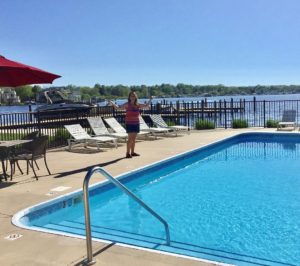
(0, 140, 32, 181)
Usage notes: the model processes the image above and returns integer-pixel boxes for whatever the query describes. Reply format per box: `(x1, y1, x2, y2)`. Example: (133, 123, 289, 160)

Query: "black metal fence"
(151, 99, 300, 129)
(0, 99, 299, 149)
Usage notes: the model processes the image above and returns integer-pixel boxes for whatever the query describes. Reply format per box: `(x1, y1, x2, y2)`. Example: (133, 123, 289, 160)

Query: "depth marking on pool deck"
(4, 234, 23, 241)
(46, 186, 72, 196)
(50, 186, 71, 192)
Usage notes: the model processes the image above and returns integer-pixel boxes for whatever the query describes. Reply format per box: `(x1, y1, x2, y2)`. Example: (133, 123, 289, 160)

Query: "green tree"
(161, 84, 173, 95)
(15, 86, 33, 102)
(94, 83, 107, 97)
(32, 85, 42, 100)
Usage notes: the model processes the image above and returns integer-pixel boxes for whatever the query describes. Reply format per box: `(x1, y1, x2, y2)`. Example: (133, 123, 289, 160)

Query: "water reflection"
(281, 142, 296, 151)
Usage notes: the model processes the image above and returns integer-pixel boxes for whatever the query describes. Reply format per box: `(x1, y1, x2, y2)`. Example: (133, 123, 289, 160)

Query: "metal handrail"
(83, 166, 171, 265)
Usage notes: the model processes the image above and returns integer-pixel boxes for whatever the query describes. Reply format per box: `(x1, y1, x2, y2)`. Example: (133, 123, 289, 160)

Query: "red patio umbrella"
(0, 55, 61, 87)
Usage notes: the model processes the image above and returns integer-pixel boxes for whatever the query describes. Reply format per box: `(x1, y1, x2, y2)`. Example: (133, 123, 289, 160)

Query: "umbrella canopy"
(0, 55, 61, 87)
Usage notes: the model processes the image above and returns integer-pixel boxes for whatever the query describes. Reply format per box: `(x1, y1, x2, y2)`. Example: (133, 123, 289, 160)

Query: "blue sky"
(1, 0, 300, 87)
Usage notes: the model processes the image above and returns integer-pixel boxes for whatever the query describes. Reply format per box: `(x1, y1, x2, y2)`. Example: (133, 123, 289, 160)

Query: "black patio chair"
(18, 131, 40, 152)
(10, 135, 51, 180)
(25, 130, 40, 139)
(11, 131, 40, 179)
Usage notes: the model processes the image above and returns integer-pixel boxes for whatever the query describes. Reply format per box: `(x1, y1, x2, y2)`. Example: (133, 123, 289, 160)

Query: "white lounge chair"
(104, 117, 150, 138)
(139, 115, 174, 137)
(87, 117, 128, 141)
(277, 110, 297, 131)
(149, 114, 190, 134)
(64, 124, 117, 151)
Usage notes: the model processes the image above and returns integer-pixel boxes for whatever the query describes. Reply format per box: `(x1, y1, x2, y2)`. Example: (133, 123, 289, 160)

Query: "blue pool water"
(14, 133, 300, 266)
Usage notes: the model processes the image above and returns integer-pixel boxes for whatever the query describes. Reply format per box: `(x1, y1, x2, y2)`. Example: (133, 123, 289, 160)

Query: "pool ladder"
(82, 166, 171, 265)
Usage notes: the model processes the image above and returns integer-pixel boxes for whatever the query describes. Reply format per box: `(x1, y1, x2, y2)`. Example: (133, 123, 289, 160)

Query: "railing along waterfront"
(0, 98, 299, 148)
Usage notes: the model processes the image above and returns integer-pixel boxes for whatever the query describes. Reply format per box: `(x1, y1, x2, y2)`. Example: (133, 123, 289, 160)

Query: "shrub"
(0, 133, 20, 140)
(166, 120, 176, 126)
(266, 119, 279, 128)
(195, 119, 215, 130)
(53, 128, 70, 142)
(232, 119, 248, 128)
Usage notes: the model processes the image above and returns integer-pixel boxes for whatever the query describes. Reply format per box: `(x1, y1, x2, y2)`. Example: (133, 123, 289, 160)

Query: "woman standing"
(109, 91, 151, 158)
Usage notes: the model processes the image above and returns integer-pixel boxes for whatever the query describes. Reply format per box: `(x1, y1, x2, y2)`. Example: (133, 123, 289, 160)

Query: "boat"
(25, 100, 36, 105)
(35, 88, 93, 119)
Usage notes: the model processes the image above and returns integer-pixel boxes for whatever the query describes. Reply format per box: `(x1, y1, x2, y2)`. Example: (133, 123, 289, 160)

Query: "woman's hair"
(128, 91, 138, 105)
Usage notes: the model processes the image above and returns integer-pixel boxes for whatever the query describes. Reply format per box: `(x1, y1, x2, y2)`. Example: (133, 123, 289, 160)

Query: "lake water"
(1, 94, 300, 114)
(116, 93, 300, 105)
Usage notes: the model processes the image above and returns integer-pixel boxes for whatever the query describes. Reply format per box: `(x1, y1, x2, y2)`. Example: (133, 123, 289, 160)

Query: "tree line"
(13, 83, 300, 103)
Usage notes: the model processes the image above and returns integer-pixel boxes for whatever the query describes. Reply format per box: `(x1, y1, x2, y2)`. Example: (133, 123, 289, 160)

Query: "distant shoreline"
(2, 93, 300, 114)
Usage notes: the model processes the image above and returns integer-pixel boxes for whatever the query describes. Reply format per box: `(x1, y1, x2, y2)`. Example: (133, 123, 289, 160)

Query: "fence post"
(263, 100, 266, 128)
(28, 104, 33, 122)
(156, 103, 161, 114)
(230, 98, 234, 121)
(187, 102, 190, 127)
(37, 111, 41, 135)
(239, 99, 242, 112)
(214, 101, 217, 127)
(176, 101, 180, 124)
(201, 100, 204, 120)
(196, 101, 200, 123)
(224, 100, 227, 129)
(297, 101, 299, 126)
(183, 102, 187, 126)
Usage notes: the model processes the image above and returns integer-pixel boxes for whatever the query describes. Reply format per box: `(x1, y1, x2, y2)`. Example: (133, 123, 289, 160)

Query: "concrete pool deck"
(0, 128, 279, 266)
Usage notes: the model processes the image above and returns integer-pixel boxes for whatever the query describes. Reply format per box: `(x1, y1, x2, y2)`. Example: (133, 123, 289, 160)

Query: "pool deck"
(0, 128, 280, 266)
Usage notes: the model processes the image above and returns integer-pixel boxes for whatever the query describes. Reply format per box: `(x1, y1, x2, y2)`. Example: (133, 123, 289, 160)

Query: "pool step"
(43, 220, 291, 266)
(161, 242, 291, 266)
(44, 220, 166, 248)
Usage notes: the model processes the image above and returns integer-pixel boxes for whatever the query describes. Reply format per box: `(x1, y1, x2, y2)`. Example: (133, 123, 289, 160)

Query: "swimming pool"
(13, 133, 300, 266)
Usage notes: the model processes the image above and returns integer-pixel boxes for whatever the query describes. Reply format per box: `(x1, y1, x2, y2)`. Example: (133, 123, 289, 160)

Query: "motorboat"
(36, 102, 93, 112)
(35, 88, 93, 119)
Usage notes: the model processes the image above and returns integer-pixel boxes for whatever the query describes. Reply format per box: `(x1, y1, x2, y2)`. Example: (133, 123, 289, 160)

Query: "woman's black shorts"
(126, 124, 140, 133)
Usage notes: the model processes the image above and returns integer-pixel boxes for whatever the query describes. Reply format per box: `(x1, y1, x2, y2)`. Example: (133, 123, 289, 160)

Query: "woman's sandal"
(126, 153, 132, 158)
(131, 152, 140, 157)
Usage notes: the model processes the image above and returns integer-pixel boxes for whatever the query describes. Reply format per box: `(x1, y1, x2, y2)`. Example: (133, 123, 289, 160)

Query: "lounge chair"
(149, 114, 190, 134)
(64, 124, 117, 151)
(139, 115, 174, 137)
(103, 117, 150, 138)
(87, 117, 128, 141)
(277, 110, 297, 131)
